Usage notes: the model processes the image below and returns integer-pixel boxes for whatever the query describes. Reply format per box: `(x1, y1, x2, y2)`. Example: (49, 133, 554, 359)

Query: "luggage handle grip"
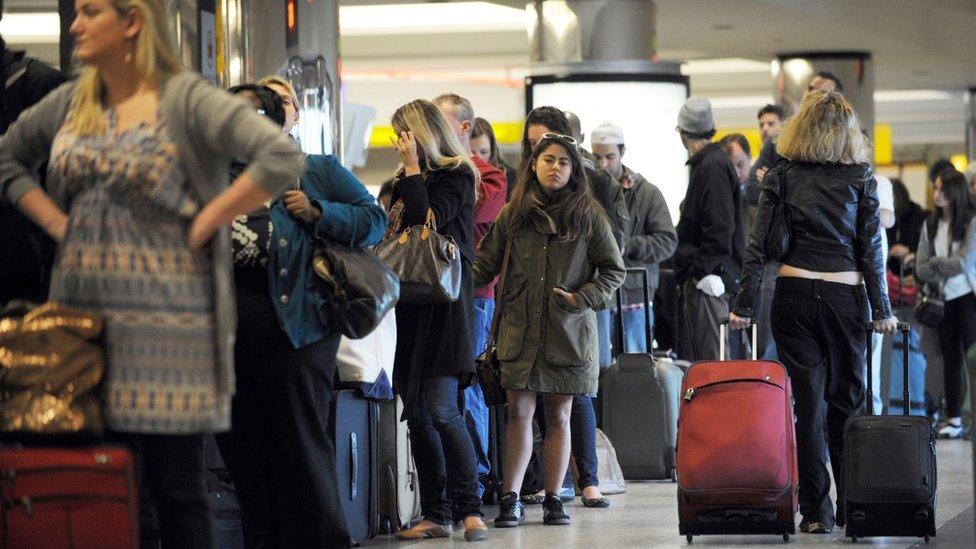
(614, 268, 653, 356)
(719, 319, 758, 361)
(350, 432, 359, 501)
(865, 321, 911, 416)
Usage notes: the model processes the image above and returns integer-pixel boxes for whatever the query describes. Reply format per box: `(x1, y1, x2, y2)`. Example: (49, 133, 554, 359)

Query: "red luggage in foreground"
(0, 445, 138, 549)
(676, 321, 798, 543)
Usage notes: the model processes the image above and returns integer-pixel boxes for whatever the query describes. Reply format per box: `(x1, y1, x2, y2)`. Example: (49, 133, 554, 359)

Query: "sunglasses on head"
(541, 132, 578, 146)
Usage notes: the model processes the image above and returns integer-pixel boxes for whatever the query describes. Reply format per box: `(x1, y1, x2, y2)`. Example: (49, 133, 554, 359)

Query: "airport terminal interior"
(1, 0, 975, 547)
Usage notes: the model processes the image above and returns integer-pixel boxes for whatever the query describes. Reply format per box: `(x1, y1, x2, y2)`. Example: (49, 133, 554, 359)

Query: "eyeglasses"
(541, 132, 578, 146)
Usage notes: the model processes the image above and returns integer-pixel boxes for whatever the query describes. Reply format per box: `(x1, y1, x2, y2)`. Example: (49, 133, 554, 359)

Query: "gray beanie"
(676, 98, 715, 135)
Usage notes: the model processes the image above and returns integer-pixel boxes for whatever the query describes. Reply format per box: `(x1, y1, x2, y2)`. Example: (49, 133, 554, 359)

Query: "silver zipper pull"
(683, 388, 695, 401)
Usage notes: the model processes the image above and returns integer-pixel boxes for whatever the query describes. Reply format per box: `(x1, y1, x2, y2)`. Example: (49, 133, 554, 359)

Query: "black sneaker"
(799, 520, 833, 534)
(542, 494, 571, 525)
(494, 492, 524, 528)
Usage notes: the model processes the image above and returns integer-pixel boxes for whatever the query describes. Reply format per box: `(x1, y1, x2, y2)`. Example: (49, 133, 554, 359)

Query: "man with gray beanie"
(673, 98, 746, 361)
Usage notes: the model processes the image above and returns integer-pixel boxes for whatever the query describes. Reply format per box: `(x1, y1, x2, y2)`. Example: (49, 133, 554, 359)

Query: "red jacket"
(472, 155, 507, 299)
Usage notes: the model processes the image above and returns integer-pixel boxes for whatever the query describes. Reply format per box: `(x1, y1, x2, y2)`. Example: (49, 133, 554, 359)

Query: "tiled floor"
(365, 439, 974, 548)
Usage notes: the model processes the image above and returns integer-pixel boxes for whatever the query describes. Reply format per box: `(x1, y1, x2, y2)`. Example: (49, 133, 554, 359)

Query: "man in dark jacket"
(591, 120, 676, 353)
(0, 22, 65, 306)
(673, 98, 746, 361)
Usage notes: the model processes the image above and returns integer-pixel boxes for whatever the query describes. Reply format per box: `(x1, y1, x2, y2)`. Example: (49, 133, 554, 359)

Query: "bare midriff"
(778, 264, 863, 285)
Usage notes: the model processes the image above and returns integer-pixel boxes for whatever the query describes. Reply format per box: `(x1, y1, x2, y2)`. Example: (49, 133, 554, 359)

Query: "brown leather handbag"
(0, 303, 106, 437)
(475, 234, 513, 408)
(376, 211, 462, 304)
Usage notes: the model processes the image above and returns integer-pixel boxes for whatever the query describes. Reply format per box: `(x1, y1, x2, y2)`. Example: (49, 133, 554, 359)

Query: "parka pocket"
(544, 294, 594, 367)
(496, 279, 528, 361)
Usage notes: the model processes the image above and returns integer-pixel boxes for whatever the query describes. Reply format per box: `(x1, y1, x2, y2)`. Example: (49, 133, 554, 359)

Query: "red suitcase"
(676, 321, 798, 543)
(0, 445, 138, 549)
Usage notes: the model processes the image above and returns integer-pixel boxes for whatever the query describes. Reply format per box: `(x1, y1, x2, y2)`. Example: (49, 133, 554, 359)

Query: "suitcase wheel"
(685, 534, 693, 544)
(851, 535, 858, 543)
(782, 533, 789, 542)
(670, 467, 677, 482)
(924, 535, 930, 543)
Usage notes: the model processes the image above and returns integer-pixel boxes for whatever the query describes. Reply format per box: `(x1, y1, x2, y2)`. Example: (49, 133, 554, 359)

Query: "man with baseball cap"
(673, 98, 746, 361)
(591, 121, 676, 352)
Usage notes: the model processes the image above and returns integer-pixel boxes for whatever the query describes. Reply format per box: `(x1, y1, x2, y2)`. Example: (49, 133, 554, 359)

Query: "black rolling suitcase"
(377, 396, 422, 533)
(330, 389, 380, 545)
(843, 322, 937, 543)
(481, 405, 506, 504)
(601, 268, 683, 481)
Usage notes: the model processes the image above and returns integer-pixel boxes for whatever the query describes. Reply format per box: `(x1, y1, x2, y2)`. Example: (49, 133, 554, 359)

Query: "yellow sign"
(370, 122, 525, 149)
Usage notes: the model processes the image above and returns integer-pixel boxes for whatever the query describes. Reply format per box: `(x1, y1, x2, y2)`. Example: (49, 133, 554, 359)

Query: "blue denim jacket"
(267, 154, 387, 348)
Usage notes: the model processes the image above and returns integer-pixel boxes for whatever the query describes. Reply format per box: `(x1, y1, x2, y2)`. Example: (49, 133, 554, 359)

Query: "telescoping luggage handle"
(866, 321, 912, 416)
(718, 319, 758, 361)
(613, 267, 653, 355)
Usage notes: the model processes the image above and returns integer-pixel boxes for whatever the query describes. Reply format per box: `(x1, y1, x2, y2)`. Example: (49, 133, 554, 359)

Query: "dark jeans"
(570, 395, 599, 489)
(109, 432, 215, 549)
(217, 281, 350, 548)
(408, 375, 483, 524)
(771, 277, 868, 526)
(937, 292, 976, 418)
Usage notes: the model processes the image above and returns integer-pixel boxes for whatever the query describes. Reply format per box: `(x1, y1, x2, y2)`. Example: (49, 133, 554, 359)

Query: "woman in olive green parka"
(472, 133, 624, 528)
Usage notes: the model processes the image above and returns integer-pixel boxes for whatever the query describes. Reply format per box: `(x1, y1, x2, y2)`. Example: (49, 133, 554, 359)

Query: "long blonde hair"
(391, 99, 478, 187)
(69, 0, 183, 135)
(776, 91, 869, 165)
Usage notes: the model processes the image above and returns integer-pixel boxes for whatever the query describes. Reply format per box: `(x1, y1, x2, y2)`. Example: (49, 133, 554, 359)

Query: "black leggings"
(936, 291, 976, 418)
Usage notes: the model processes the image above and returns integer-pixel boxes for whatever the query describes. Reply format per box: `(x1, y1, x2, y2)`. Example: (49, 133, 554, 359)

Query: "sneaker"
(798, 520, 832, 534)
(494, 492, 525, 528)
(542, 494, 571, 525)
(394, 520, 453, 540)
(938, 422, 964, 439)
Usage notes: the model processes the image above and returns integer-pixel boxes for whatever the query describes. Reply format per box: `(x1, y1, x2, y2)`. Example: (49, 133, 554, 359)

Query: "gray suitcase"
(601, 268, 684, 481)
(377, 396, 422, 533)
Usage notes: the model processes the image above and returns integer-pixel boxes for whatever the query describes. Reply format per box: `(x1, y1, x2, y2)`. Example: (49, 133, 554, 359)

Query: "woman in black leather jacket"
(729, 91, 897, 535)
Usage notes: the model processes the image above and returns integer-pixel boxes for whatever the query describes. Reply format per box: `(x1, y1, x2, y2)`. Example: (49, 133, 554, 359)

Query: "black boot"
(494, 492, 525, 528)
(542, 494, 571, 525)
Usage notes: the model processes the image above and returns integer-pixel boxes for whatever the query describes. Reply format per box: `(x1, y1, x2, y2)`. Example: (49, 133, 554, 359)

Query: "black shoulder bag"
(475, 233, 513, 408)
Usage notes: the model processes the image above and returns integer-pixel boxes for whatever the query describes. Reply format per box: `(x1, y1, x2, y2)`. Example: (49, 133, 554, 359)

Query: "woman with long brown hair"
(472, 133, 624, 528)
(0, 1, 301, 546)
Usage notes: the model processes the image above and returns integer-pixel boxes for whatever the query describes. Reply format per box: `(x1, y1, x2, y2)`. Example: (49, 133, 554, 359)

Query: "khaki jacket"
(473, 203, 625, 394)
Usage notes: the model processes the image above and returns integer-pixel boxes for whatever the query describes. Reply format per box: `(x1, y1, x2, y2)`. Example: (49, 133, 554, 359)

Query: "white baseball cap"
(591, 121, 625, 146)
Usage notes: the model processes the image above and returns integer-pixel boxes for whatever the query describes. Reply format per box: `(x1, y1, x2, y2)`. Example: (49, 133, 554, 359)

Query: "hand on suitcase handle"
(872, 316, 900, 335)
(725, 314, 751, 331)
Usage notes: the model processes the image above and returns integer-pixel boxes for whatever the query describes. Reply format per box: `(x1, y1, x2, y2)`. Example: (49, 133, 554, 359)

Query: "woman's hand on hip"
(188, 207, 219, 252)
(728, 313, 751, 331)
(283, 190, 321, 224)
(873, 316, 899, 335)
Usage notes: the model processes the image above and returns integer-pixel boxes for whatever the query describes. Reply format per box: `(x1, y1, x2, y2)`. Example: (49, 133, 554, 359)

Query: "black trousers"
(771, 277, 869, 526)
(216, 281, 350, 548)
(109, 432, 215, 549)
(936, 291, 976, 418)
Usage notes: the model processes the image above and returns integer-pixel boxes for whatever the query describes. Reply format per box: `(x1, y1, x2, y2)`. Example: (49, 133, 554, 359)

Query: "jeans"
(570, 395, 599, 489)
(615, 305, 654, 354)
(937, 292, 976, 418)
(109, 432, 215, 549)
(596, 308, 613, 368)
(465, 297, 495, 498)
(771, 277, 868, 526)
(408, 375, 483, 524)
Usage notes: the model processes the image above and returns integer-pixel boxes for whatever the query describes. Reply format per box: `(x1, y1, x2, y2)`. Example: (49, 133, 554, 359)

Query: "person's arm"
(929, 220, 976, 277)
(625, 183, 677, 264)
(731, 169, 782, 318)
(184, 77, 304, 249)
(472, 205, 510, 290)
(303, 156, 388, 248)
(854, 175, 893, 321)
(398, 165, 472, 228)
(16, 188, 67, 241)
(914, 226, 939, 284)
(745, 140, 776, 206)
(683, 165, 736, 281)
(572, 215, 626, 311)
(474, 162, 507, 224)
(608, 177, 632, 252)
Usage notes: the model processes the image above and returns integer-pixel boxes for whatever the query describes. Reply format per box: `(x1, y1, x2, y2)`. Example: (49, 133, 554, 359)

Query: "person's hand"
(756, 167, 768, 183)
(45, 214, 68, 243)
(889, 244, 910, 258)
(728, 313, 751, 330)
(873, 316, 898, 335)
(188, 208, 218, 252)
(283, 190, 321, 224)
(390, 131, 421, 176)
(903, 252, 916, 267)
(553, 287, 580, 310)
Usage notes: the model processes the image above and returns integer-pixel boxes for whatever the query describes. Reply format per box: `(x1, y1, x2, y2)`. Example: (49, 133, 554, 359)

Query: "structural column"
(966, 87, 976, 163)
(773, 52, 875, 138)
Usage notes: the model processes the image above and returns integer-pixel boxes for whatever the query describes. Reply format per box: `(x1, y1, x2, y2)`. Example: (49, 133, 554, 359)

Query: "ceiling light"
(339, 2, 526, 36)
(707, 95, 775, 109)
(874, 90, 953, 102)
(0, 12, 60, 44)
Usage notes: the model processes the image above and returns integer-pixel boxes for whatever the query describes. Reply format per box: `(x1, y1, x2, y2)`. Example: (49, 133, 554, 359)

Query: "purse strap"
(486, 229, 514, 350)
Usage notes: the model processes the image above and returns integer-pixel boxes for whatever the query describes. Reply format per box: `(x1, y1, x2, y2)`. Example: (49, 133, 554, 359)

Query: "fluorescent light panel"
(339, 2, 526, 36)
(0, 12, 60, 44)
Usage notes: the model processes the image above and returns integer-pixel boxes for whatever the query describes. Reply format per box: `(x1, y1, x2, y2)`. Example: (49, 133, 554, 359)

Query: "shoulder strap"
(486, 226, 514, 349)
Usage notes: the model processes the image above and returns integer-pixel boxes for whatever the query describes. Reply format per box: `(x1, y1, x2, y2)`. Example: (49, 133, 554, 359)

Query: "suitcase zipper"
(3, 494, 130, 517)
(683, 388, 695, 401)
(682, 378, 784, 402)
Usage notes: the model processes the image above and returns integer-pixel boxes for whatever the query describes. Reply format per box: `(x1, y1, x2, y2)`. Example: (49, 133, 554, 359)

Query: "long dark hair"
(471, 117, 504, 169)
(520, 106, 572, 169)
(930, 169, 974, 242)
(508, 135, 606, 242)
